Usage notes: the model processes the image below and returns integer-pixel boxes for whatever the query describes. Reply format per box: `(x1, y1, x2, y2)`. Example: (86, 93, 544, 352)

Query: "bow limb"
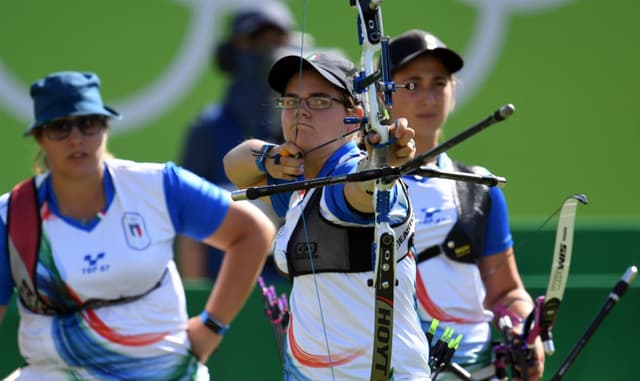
(535, 194, 588, 352)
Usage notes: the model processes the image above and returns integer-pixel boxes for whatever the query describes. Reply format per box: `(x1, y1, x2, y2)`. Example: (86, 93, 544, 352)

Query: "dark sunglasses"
(39, 115, 108, 141)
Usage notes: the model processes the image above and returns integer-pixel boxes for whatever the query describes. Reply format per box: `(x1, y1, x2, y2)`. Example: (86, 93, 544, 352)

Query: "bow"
(349, 2, 398, 379)
(491, 194, 637, 381)
(493, 194, 588, 381)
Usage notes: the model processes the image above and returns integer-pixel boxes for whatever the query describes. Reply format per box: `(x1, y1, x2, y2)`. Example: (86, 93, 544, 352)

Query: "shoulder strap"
(6, 177, 50, 313)
(7, 178, 40, 272)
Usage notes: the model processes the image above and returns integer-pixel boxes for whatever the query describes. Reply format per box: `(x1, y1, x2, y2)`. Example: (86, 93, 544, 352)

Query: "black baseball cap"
(268, 51, 357, 95)
(388, 29, 464, 74)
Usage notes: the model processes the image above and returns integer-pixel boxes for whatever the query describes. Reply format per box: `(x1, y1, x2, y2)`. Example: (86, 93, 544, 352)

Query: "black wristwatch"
(200, 310, 230, 336)
(255, 143, 276, 173)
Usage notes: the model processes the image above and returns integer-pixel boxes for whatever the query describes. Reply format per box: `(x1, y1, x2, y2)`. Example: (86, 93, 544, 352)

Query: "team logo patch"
(121, 212, 151, 250)
(82, 252, 109, 274)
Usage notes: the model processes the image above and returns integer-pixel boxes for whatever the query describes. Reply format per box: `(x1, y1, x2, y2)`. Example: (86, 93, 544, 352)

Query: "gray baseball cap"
(268, 51, 357, 95)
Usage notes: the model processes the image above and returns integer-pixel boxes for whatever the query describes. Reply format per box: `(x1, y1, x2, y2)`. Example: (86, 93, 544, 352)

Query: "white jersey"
(405, 153, 512, 365)
(0, 159, 230, 380)
(273, 185, 429, 380)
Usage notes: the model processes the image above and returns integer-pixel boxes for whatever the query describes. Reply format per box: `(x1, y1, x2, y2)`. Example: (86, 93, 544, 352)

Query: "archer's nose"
(296, 105, 311, 118)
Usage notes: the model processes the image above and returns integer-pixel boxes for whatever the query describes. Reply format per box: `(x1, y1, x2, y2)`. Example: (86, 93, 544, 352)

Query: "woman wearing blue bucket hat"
(0, 71, 276, 380)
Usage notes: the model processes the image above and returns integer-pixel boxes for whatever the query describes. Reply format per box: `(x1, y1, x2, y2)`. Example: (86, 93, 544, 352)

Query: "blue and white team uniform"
(270, 142, 430, 381)
(405, 153, 513, 379)
(0, 159, 231, 380)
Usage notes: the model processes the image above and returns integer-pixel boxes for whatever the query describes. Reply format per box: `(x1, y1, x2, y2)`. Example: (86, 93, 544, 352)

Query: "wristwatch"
(255, 143, 276, 173)
(200, 310, 230, 336)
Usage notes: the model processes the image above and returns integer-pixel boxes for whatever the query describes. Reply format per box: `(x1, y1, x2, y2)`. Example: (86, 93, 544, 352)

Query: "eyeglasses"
(39, 115, 108, 141)
(276, 96, 347, 110)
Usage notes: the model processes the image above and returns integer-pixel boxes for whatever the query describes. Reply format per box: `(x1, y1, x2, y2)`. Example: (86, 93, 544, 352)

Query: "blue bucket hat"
(26, 71, 120, 135)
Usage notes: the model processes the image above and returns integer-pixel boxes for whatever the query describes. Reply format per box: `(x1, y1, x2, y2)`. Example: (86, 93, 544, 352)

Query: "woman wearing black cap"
(387, 29, 544, 381)
(0, 71, 275, 380)
(224, 52, 430, 380)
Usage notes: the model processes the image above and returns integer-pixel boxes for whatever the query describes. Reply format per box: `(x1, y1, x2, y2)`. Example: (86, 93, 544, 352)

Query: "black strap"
(60, 268, 169, 315)
(416, 245, 442, 264)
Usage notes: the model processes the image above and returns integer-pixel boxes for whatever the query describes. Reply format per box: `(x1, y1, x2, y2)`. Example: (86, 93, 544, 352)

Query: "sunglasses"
(39, 115, 108, 141)
(276, 96, 348, 110)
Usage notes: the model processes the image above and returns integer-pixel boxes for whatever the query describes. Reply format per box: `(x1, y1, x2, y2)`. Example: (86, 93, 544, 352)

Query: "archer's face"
(35, 117, 108, 179)
(280, 69, 357, 156)
(391, 55, 455, 144)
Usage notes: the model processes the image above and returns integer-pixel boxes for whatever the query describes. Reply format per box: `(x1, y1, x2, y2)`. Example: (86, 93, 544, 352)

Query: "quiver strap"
(6, 178, 53, 313)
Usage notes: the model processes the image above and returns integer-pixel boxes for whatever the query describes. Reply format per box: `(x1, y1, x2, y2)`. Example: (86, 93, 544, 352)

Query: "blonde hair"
(33, 149, 49, 174)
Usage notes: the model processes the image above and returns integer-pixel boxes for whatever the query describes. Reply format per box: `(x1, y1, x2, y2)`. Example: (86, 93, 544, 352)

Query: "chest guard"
(416, 161, 491, 264)
(286, 186, 414, 277)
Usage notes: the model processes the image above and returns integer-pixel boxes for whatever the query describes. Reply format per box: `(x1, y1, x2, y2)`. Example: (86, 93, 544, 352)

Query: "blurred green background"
(1, 0, 638, 222)
(0, 0, 638, 380)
